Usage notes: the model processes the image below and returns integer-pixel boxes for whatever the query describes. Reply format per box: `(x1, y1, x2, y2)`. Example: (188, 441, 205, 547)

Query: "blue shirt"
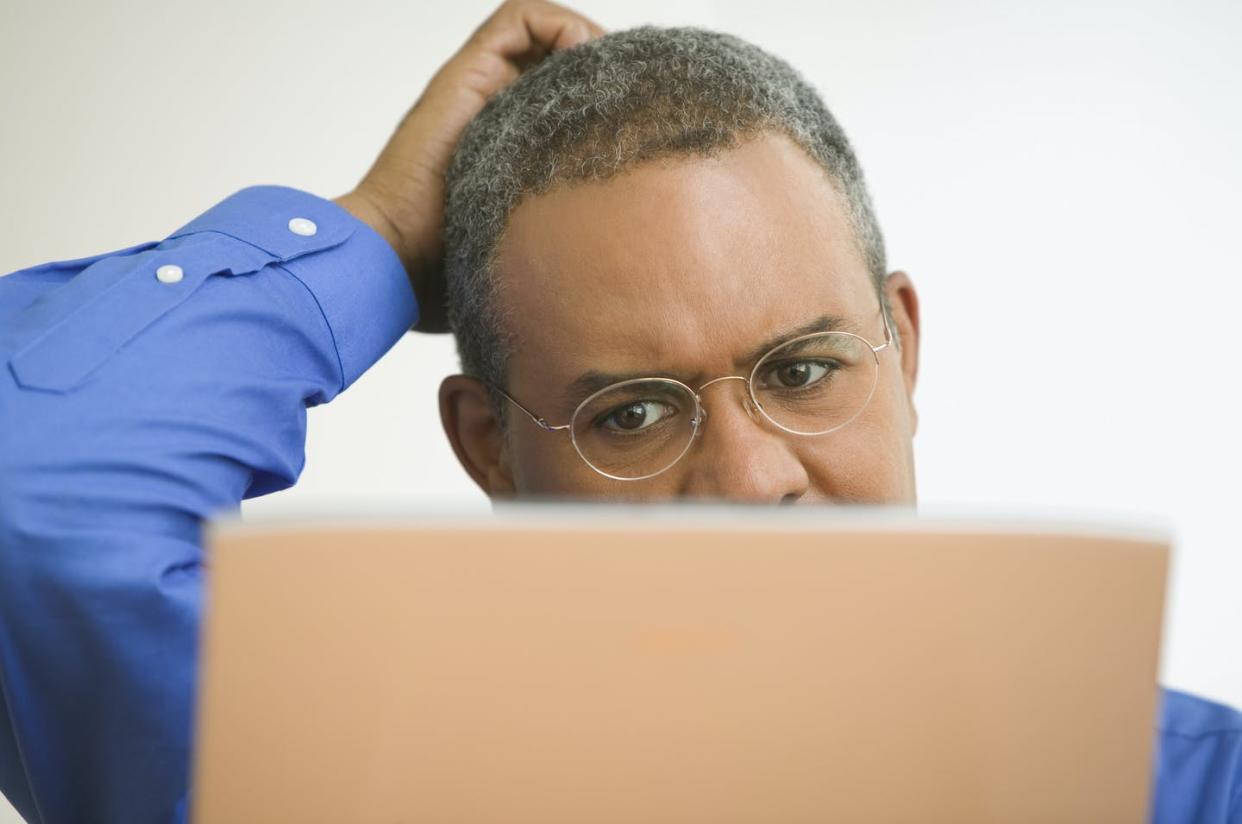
(0, 186, 1238, 823)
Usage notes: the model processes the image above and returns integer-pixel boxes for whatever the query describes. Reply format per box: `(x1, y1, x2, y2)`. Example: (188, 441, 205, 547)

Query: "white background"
(2, 0, 1240, 820)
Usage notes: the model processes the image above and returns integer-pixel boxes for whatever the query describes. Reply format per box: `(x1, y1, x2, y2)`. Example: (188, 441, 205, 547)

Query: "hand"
(335, 0, 606, 333)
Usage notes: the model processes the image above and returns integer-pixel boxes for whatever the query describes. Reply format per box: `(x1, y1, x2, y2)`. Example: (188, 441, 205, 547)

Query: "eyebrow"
(737, 315, 855, 368)
(558, 314, 855, 410)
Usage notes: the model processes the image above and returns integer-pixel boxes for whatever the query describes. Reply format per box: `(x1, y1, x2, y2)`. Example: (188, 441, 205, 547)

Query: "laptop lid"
(193, 508, 1168, 823)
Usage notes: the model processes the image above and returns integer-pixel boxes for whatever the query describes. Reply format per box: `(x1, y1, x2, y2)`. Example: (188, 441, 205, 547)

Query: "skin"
(335, 0, 920, 505)
(337, 0, 607, 332)
(439, 134, 921, 503)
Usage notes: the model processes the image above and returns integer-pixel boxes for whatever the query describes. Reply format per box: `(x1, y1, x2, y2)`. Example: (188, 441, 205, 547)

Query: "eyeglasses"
(493, 306, 894, 482)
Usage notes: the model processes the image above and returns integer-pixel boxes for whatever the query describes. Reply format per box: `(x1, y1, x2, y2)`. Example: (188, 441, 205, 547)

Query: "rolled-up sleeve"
(0, 186, 417, 823)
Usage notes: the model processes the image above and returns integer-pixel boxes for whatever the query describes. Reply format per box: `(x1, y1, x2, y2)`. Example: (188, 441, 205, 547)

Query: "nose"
(680, 377, 810, 503)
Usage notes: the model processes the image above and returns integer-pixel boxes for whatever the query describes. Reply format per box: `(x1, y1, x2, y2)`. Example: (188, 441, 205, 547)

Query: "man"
(0, 2, 1237, 821)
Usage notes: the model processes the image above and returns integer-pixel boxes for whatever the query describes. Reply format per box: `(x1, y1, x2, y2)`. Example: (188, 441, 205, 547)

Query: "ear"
(884, 271, 921, 436)
(439, 374, 515, 497)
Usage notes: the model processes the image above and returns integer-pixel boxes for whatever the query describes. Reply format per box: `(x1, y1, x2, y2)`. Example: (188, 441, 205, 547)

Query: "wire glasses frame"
(491, 305, 895, 481)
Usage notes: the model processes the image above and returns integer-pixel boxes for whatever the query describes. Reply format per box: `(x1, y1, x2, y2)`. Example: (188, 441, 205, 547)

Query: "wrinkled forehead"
(493, 133, 878, 391)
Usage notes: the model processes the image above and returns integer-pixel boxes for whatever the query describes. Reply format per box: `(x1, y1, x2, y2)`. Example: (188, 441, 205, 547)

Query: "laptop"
(192, 507, 1168, 822)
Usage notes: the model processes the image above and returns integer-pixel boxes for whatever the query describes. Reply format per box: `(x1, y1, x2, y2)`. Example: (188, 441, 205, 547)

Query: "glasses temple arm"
(872, 301, 895, 353)
(492, 384, 571, 432)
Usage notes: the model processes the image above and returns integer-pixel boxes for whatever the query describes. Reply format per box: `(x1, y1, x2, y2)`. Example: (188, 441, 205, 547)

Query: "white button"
(155, 264, 184, 284)
(288, 217, 318, 237)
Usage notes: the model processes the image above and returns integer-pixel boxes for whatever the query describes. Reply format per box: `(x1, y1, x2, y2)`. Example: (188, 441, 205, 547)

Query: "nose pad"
(742, 394, 759, 422)
(693, 378, 761, 428)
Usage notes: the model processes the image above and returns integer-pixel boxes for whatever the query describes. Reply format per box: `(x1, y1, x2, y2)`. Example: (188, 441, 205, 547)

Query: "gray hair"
(443, 25, 889, 403)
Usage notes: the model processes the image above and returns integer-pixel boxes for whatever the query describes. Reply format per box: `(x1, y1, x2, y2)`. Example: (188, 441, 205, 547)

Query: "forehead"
(493, 132, 877, 392)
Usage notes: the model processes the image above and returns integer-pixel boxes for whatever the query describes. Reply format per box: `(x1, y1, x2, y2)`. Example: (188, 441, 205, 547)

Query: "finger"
(525, 3, 606, 51)
(474, 1, 605, 62)
(528, 12, 592, 52)
(570, 10, 607, 40)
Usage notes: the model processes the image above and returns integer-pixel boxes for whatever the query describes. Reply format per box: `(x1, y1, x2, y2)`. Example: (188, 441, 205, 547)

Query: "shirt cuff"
(170, 185, 419, 390)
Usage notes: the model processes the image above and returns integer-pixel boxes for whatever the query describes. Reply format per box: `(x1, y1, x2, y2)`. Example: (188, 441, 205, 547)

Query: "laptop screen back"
(193, 511, 1167, 823)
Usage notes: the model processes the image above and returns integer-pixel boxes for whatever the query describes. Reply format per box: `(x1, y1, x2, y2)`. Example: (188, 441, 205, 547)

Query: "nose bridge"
(697, 374, 748, 393)
(695, 374, 757, 423)
(683, 375, 808, 502)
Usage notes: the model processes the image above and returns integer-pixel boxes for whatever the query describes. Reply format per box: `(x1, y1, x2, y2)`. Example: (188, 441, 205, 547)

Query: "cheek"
(795, 387, 912, 502)
(508, 428, 625, 496)
(796, 434, 891, 501)
(509, 428, 695, 501)
(509, 430, 575, 491)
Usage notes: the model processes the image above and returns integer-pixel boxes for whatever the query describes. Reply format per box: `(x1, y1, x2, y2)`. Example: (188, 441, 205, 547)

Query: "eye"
(764, 359, 838, 389)
(596, 400, 677, 433)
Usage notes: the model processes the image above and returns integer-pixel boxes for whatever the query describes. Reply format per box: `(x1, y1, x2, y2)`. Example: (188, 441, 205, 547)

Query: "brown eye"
(768, 360, 834, 389)
(599, 400, 676, 432)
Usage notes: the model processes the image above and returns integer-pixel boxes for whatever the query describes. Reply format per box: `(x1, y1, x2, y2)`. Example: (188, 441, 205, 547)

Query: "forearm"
(0, 2, 607, 816)
(0, 186, 416, 823)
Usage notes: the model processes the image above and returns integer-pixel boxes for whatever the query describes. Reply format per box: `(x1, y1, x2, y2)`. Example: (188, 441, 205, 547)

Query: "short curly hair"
(444, 25, 888, 403)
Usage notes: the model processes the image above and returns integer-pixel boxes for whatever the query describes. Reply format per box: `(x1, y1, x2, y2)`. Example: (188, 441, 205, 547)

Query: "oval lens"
(570, 379, 698, 480)
(751, 332, 878, 435)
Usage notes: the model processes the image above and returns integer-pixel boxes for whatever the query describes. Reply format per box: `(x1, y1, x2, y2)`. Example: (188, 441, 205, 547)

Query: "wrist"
(334, 188, 414, 278)
(333, 185, 451, 334)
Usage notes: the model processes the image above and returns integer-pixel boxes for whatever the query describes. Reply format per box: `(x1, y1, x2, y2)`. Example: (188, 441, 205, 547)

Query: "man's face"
(441, 132, 921, 504)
